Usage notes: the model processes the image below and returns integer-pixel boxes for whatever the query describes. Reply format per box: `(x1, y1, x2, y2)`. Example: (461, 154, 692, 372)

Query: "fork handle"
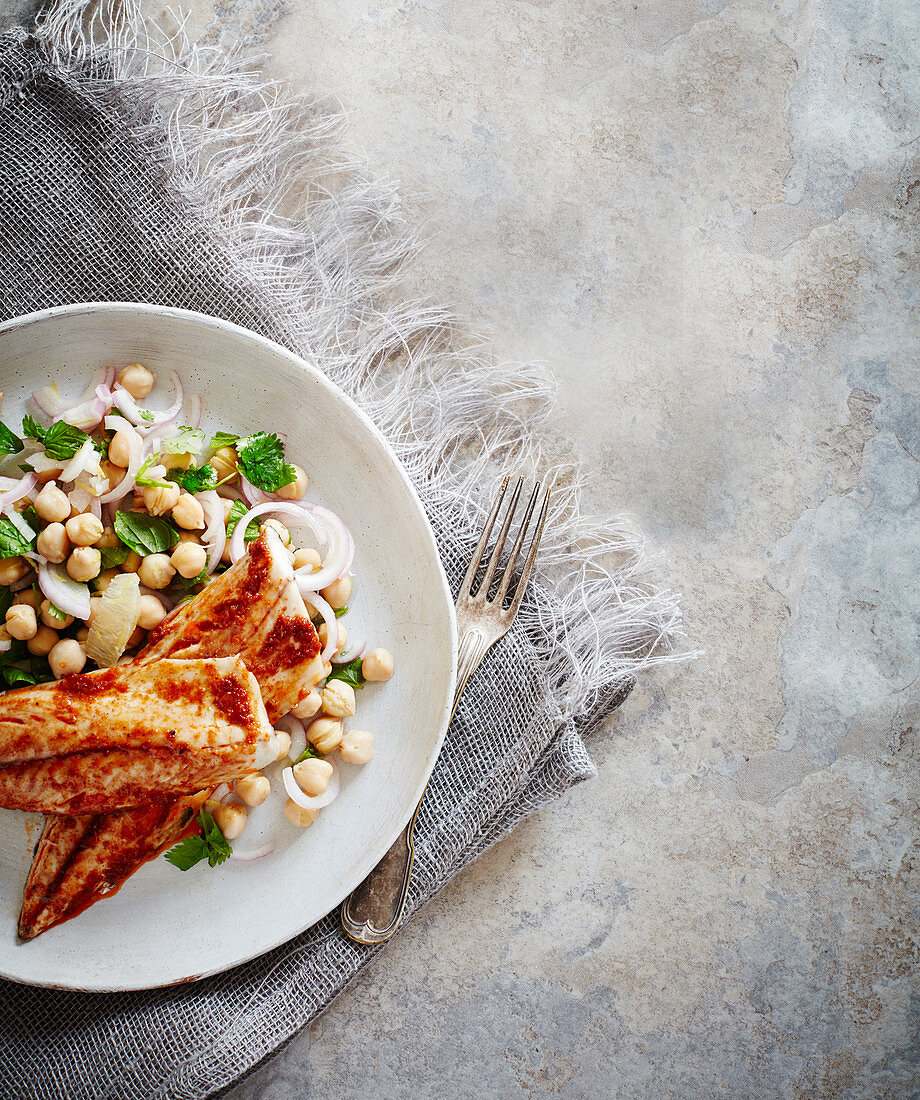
(340, 629, 488, 944)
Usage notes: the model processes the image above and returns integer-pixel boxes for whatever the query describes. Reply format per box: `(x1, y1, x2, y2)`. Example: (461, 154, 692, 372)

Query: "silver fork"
(340, 476, 551, 944)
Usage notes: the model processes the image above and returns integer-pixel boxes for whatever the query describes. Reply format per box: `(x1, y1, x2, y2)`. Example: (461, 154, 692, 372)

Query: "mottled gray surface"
(162, 0, 916, 1095)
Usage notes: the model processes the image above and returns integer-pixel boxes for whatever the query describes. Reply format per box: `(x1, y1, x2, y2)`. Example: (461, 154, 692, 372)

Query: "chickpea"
(162, 451, 192, 471)
(317, 622, 346, 653)
(35, 523, 70, 564)
(0, 557, 28, 586)
(27, 625, 58, 656)
(339, 729, 375, 765)
(275, 464, 309, 501)
(177, 530, 202, 545)
(117, 363, 155, 400)
(96, 525, 119, 549)
(76, 626, 89, 643)
(208, 447, 238, 482)
(307, 716, 343, 755)
(212, 802, 247, 841)
(362, 647, 395, 683)
(320, 575, 352, 610)
(321, 680, 356, 718)
(13, 589, 37, 608)
(142, 482, 180, 516)
(220, 496, 235, 521)
(49, 638, 86, 679)
(116, 654, 134, 666)
(273, 729, 292, 760)
(292, 547, 322, 571)
(284, 799, 318, 828)
(291, 689, 322, 720)
(122, 550, 142, 573)
(34, 481, 70, 523)
(292, 757, 333, 797)
(138, 553, 175, 589)
(5, 604, 37, 641)
(126, 624, 146, 648)
(172, 493, 205, 531)
(67, 547, 101, 583)
(40, 598, 74, 630)
(107, 430, 133, 468)
(33, 464, 64, 485)
(100, 461, 125, 490)
(137, 594, 167, 630)
(261, 519, 290, 546)
(94, 568, 122, 593)
(65, 513, 104, 548)
(170, 542, 207, 579)
(236, 774, 271, 807)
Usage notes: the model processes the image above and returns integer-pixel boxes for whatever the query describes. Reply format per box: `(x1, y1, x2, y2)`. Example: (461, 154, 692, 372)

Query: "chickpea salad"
(0, 363, 395, 868)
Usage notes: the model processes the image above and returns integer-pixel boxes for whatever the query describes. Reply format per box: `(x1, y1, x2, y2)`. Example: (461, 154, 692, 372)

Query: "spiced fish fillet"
(20, 527, 324, 936)
(0, 657, 280, 814)
(19, 796, 203, 940)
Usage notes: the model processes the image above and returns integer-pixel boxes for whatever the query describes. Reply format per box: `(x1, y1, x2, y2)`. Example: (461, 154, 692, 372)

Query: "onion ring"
(197, 490, 226, 574)
(229, 845, 275, 863)
(282, 759, 340, 811)
(0, 473, 37, 512)
(299, 590, 338, 663)
(275, 713, 307, 763)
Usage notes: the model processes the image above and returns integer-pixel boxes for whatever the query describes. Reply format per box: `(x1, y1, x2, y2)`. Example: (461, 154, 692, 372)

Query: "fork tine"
(495, 481, 540, 606)
(505, 485, 550, 617)
(476, 476, 524, 599)
(458, 476, 509, 599)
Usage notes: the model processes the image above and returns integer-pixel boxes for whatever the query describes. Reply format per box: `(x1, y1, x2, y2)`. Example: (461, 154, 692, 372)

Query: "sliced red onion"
(275, 713, 307, 763)
(283, 758, 340, 811)
(292, 504, 354, 592)
(185, 393, 203, 430)
(38, 562, 91, 620)
(239, 475, 266, 507)
(32, 384, 65, 419)
(44, 367, 116, 429)
(0, 473, 37, 511)
(198, 491, 226, 574)
(331, 633, 367, 664)
(111, 370, 184, 428)
(300, 590, 338, 664)
(26, 452, 63, 477)
(98, 417, 143, 504)
(10, 574, 34, 593)
(210, 783, 233, 803)
(5, 508, 36, 543)
(61, 437, 101, 482)
(138, 586, 174, 611)
(227, 501, 332, 564)
(0, 640, 11, 654)
(229, 844, 275, 863)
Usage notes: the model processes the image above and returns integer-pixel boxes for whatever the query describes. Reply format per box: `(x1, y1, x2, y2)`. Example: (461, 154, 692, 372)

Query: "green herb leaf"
(1, 666, 37, 689)
(209, 431, 239, 450)
(225, 500, 260, 542)
(293, 742, 322, 764)
(0, 421, 23, 456)
(21, 415, 45, 443)
(46, 602, 67, 624)
(99, 544, 130, 570)
(0, 516, 35, 557)
(235, 432, 296, 493)
(161, 428, 205, 455)
(164, 808, 232, 870)
(35, 422, 103, 461)
(177, 566, 209, 592)
(139, 410, 155, 423)
(113, 511, 179, 556)
(134, 456, 172, 489)
(334, 604, 348, 618)
(173, 465, 218, 494)
(325, 657, 365, 690)
(0, 587, 13, 622)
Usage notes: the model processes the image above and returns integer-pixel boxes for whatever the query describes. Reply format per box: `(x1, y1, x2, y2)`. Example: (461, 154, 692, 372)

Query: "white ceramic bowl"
(0, 303, 456, 991)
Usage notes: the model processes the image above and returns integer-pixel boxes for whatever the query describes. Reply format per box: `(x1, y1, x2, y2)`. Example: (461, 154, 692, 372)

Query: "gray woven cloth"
(0, 9, 682, 1099)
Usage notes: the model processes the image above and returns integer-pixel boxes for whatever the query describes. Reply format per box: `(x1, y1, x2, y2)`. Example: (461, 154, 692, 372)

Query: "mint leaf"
(225, 500, 259, 541)
(0, 516, 34, 557)
(39, 422, 103, 461)
(113, 511, 179, 556)
(325, 657, 365, 690)
(235, 432, 296, 493)
(209, 431, 239, 450)
(99, 544, 130, 570)
(21, 415, 45, 443)
(0, 421, 23, 456)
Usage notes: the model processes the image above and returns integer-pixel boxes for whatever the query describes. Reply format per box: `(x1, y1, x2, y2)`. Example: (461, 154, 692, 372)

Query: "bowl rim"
(0, 301, 458, 990)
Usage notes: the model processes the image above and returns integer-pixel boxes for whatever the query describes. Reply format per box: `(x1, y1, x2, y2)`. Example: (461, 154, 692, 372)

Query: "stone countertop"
(176, 1, 916, 1096)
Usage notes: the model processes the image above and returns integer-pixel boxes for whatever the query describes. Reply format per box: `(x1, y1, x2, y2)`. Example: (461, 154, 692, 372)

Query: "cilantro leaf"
(21, 415, 45, 443)
(0, 516, 35, 557)
(134, 456, 172, 489)
(225, 500, 260, 541)
(334, 604, 348, 618)
(45, 602, 68, 625)
(172, 464, 218, 494)
(293, 742, 322, 764)
(164, 808, 232, 871)
(139, 410, 155, 422)
(113, 511, 180, 556)
(209, 431, 239, 450)
(0, 421, 23, 456)
(161, 428, 205, 455)
(325, 657, 365, 690)
(99, 544, 130, 570)
(235, 432, 296, 493)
